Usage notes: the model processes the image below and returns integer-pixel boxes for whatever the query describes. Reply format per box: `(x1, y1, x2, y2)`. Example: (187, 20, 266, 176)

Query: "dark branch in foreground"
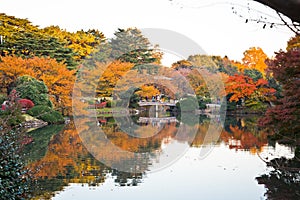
(253, 0, 300, 23)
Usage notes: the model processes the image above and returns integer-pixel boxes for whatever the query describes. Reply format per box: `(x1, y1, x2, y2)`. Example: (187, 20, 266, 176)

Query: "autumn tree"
(0, 14, 110, 69)
(212, 56, 239, 75)
(17, 99, 34, 110)
(0, 14, 78, 69)
(97, 61, 135, 97)
(0, 56, 75, 115)
(187, 54, 218, 72)
(136, 85, 159, 98)
(240, 47, 268, 76)
(0, 56, 35, 94)
(187, 69, 209, 98)
(225, 74, 258, 103)
(225, 74, 275, 110)
(260, 36, 300, 137)
(171, 59, 227, 104)
(245, 78, 276, 110)
(0, 13, 39, 38)
(171, 60, 193, 70)
(287, 34, 300, 51)
(184, 55, 238, 75)
(42, 26, 106, 61)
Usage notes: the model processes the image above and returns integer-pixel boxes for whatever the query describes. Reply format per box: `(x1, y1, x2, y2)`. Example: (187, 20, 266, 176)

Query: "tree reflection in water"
(256, 146, 300, 199)
(255, 107, 300, 200)
(24, 115, 296, 199)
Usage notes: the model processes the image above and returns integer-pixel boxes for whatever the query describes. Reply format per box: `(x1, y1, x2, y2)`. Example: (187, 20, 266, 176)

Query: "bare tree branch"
(277, 11, 299, 34)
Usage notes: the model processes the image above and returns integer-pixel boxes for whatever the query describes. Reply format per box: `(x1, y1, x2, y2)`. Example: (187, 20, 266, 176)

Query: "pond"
(24, 114, 295, 200)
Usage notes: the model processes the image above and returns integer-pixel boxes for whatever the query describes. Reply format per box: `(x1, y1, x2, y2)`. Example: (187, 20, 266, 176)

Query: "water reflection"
(24, 115, 294, 199)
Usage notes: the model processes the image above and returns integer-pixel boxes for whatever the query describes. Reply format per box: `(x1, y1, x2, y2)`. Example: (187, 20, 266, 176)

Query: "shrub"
(176, 96, 198, 112)
(27, 105, 64, 124)
(245, 100, 267, 112)
(106, 100, 112, 108)
(0, 103, 30, 199)
(197, 97, 211, 110)
(0, 93, 7, 105)
(0, 104, 24, 126)
(27, 105, 51, 116)
(18, 99, 34, 110)
(38, 111, 64, 124)
(15, 76, 53, 108)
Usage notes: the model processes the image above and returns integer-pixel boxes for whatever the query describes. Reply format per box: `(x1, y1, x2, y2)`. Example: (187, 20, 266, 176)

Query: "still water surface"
(24, 115, 294, 200)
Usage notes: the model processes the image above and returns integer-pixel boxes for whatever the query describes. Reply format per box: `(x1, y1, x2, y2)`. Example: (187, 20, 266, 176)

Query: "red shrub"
(18, 99, 35, 110)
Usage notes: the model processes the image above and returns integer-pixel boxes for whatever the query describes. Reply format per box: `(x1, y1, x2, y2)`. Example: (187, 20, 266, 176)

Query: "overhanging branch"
(253, 0, 300, 23)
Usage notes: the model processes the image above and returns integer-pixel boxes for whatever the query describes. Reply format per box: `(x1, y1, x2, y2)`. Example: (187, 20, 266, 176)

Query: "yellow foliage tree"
(241, 47, 268, 76)
(136, 85, 159, 98)
(42, 26, 105, 61)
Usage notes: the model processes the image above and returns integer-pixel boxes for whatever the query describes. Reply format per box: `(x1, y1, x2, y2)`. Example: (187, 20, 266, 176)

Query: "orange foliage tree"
(97, 61, 135, 97)
(0, 56, 35, 92)
(0, 56, 75, 115)
(225, 74, 275, 104)
(226, 74, 257, 102)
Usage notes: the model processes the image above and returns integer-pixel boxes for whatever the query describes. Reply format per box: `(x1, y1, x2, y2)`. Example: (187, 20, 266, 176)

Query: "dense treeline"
(0, 13, 299, 139)
(0, 13, 299, 199)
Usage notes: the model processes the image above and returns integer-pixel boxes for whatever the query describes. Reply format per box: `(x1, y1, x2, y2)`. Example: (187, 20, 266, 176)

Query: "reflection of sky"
(53, 144, 267, 200)
(260, 142, 295, 160)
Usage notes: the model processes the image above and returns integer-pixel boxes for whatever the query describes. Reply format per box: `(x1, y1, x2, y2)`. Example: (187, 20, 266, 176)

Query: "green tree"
(187, 54, 218, 72)
(42, 26, 106, 61)
(212, 56, 239, 75)
(0, 14, 78, 69)
(186, 55, 238, 75)
(244, 69, 263, 81)
(0, 31, 77, 69)
(82, 41, 112, 68)
(110, 28, 161, 65)
(15, 75, 53, 108)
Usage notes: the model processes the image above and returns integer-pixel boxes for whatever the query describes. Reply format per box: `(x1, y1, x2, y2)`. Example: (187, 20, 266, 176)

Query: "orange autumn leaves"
(0, 56, 75, 114)
(0, 46, 276, 115)
(225, 74, 276, 102)
(0, 55, 150, 115)
(225, 47, 276, 104)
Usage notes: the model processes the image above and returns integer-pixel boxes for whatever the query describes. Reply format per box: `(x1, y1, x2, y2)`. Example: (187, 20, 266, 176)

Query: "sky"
(0, 0, 295, 65)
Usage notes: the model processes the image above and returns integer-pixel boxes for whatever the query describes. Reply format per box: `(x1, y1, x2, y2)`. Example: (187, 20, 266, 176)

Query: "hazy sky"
(0, 0, 295, 64)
